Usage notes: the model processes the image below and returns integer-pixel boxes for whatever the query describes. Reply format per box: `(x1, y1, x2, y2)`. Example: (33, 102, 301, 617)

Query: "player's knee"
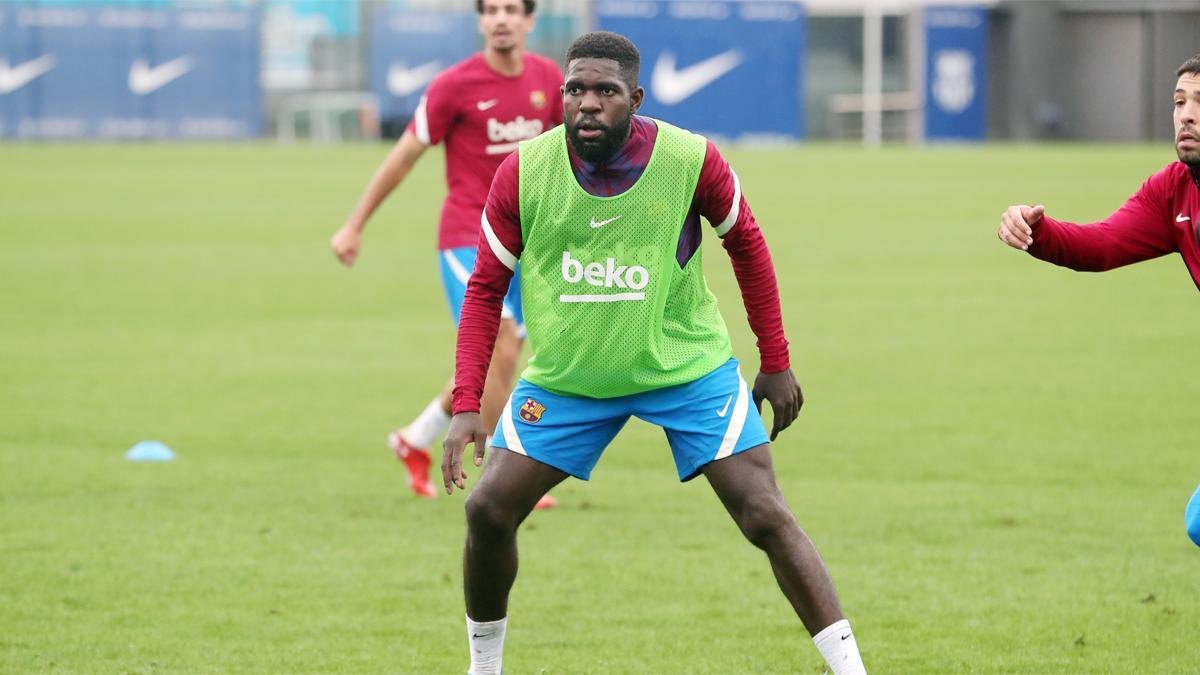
(736, 493, 797, 551)
(465, 488, 517, 542)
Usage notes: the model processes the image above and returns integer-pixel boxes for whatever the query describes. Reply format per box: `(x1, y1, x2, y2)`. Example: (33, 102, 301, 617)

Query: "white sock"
(466, 615, 506, 675)
(813, 619, 866, 675)
(400, 398, 450, 449)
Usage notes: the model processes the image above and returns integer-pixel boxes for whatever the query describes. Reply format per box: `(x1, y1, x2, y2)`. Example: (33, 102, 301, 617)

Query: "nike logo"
(841, 633, 852, 641)
(387, 60, 441, 97)
(129, 57, 193, 95)
(589, 215, 622, 229)
(716, 395, 732, 418)
(1177, 213, 1191, 222)
(0, 55, 57, 94)
(471, 633, 491, 639)
(651, 50, 744, 105)
(477, 99, 499, 111)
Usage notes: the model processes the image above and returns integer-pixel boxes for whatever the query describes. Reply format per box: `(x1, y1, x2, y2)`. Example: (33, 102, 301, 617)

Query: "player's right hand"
(997, 204, 1044, 251)
(442, 412, 488, 495)
(330, 224, 362, 267)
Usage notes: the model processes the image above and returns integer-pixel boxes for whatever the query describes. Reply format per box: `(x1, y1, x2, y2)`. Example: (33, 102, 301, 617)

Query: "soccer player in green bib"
(443, 32, 867, 674)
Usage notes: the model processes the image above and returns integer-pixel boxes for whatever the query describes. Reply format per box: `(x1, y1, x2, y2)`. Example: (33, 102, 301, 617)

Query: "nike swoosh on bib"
(0, 55, 57, 95)
(589, 215, 622, 228)
(129, 57, 194, 95)
(1177, 213, 1191, 222)
(651, 50, 744, 106)
(388, 61, 441, 97)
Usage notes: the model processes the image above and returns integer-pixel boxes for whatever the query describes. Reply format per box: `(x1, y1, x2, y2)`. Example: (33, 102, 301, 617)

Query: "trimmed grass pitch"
(1, 142, 1197, 673)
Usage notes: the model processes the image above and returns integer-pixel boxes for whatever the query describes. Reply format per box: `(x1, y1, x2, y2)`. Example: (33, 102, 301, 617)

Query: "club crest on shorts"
(518, 397, 546, 424)
(530, 90, 546, 109)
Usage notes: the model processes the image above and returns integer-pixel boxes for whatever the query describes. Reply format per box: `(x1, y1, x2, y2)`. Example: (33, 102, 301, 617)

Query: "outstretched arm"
(331, 130, 428, 266)
(443, 244, 511, 493)
(694, 141, 800, 439)
(443, 153, 523, 493)
(997, 172, 1176, 271)
(721, 204, 802, 440)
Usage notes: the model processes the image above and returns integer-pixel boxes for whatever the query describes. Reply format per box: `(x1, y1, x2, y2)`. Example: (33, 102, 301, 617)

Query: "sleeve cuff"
(759, 343, 791, 374)
(1027, 214, 1057, 255)
(451, 392, 481, 416)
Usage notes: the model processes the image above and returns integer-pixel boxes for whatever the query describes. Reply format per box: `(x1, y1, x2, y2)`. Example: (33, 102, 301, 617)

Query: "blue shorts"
(490, 358, 770, 482)
(439, 247, 523, 334)
(1187, 484, 1200, 547)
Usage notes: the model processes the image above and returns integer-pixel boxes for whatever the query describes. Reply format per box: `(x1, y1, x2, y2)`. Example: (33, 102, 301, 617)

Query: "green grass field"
(1, 142, 1197, 673)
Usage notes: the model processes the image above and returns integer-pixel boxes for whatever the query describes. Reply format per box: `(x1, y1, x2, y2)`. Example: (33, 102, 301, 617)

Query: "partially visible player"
(997, 54, 1200, 545)
(997, 54, 1200, 287)
(443, 31, 866, 675)
(331, 0, 561, 506)
(1187, 484, 1200, 547)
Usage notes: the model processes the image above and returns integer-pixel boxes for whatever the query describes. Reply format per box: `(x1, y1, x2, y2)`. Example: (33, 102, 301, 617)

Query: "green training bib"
(516, 119, 733, 398)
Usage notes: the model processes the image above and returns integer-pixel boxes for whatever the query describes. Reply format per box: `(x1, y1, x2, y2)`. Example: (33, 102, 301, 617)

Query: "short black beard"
(567, 113, 632, 164)
(1176, 126, 1200, 170)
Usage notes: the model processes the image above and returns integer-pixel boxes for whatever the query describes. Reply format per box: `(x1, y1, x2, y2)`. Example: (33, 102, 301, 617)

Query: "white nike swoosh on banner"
(1177, 213, 1191, 222)
(477, 99, 499, 111)
(0, 54, 57, 94)
(651, 49, 743, 106)
(589, 215, 622, 228)
(129, 57, 194, 95)
(388, 61, 441, 97)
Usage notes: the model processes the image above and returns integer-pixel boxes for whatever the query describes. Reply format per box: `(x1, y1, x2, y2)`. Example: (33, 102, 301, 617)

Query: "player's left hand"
(442, 412, 488, 494)
(752, 369, 803, 441)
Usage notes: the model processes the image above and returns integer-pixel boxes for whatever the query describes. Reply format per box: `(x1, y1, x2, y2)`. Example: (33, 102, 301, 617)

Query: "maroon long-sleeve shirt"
(453, 116, 790, 414)
(1029, 161, 1200, 289)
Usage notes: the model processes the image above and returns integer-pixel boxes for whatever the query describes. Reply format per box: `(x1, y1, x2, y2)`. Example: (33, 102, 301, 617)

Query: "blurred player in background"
(997, 54, 1200, 545)
(443, 32, 866, 675)
(331, 0, 561, 507)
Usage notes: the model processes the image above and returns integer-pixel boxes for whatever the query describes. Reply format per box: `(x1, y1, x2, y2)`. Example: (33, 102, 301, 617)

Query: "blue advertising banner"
(369, 10, 477, 122)
(924, 5, 987, 141)
(595, 0, 806, 141)
(0, 5, 260, 140)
